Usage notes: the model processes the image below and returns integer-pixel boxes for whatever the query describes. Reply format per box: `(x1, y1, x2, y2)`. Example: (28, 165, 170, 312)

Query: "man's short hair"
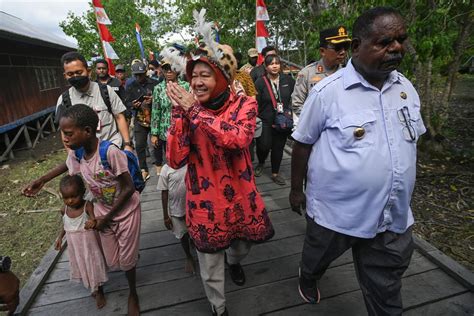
(61, 104, 99, 131)
(353, 7, 402, 39)
(94, 58, 108, 68)
(61, 51, 88, 69)
(262, 46, 277, 57)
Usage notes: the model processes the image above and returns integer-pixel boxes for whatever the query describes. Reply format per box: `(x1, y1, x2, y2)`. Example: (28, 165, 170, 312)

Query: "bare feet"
(184, 257, 195, 274)
(92, 287, 106, 309)
(128, 293, 140, 316)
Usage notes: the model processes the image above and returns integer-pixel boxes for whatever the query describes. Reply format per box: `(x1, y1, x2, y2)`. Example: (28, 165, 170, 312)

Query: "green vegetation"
(0, 148, 66, 285)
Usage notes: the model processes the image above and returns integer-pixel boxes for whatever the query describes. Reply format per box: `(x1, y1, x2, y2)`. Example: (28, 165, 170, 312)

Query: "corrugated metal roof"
(0, 11, 77, 50)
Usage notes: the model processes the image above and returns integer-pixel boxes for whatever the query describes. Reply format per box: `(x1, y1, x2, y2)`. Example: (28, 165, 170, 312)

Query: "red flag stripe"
(92, 0, 103, 8)
(257, 0, 266, 7)
(256, 21, 269, 37)
(98, 23, 115, 42)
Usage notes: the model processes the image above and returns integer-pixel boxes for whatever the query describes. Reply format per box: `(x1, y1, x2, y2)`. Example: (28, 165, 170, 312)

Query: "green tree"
(59, 0, 176, 65)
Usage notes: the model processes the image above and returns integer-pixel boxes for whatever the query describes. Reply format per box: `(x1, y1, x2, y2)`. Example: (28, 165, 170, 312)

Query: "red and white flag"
(93, 0, 118, 75)
(256, 0, 270, 64)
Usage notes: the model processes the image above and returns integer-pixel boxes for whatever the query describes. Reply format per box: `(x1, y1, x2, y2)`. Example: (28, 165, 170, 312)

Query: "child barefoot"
(55, 175, 107, 309)
(53, 104, 141, 315)
(157, 164, 195, 273)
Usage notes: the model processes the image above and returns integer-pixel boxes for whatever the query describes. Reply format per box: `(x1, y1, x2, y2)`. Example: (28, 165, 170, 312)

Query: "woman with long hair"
(254, 54, 295, 185)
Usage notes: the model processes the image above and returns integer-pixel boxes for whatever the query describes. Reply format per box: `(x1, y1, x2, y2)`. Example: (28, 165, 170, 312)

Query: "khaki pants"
(197, 240, 252, 315)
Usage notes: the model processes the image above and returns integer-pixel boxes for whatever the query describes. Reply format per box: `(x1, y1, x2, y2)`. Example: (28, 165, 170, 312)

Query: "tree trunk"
(438, 11, 473, 131)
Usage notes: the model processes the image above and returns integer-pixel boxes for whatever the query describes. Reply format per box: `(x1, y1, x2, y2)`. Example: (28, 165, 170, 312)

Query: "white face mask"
(146, 70, 155, 77)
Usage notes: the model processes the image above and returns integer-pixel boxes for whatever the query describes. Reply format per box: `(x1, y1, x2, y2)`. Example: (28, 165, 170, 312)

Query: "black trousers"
(256, 123, 288, 174)
(301, 215, 414, 316)
(154, 140, 167, 166)
(134, 123, 161, 171)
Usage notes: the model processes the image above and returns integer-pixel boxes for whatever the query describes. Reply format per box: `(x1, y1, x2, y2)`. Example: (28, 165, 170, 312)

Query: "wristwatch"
(123, 141, 134, 149)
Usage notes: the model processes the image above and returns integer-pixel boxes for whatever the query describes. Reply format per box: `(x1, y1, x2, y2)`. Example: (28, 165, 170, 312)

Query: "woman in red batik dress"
(166, 43, 274, 316)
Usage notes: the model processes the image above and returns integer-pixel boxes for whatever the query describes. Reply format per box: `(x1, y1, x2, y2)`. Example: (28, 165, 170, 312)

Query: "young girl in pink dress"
(55, 174, 108, 309)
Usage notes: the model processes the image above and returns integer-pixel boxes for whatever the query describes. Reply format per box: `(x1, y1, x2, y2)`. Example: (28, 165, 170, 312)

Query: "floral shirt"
(167, 92, 275, 253)
(151, 79, 190, 141)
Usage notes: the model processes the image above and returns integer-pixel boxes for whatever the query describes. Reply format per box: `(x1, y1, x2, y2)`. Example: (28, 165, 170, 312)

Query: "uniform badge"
(353, 127, 365, 140)
(400, 92, 407, 99)
(317, 65, 324, 73)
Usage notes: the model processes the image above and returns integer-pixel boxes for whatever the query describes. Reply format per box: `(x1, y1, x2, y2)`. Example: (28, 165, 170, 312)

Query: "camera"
(0, 256, 11, 272)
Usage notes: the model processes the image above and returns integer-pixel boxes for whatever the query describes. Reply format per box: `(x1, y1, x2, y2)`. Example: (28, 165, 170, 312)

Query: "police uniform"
(292, 26, 351, 116)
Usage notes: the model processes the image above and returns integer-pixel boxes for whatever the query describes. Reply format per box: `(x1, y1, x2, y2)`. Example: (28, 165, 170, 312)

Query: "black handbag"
(263, 76, 293, 132)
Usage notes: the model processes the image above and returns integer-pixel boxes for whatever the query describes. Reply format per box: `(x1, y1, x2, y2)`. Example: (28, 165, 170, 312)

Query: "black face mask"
(68, 76, 89, 89)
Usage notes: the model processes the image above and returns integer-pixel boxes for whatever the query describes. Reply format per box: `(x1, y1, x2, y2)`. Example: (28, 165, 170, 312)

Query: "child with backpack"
(55, 174, 108, 309)
(51, 103, 141, 315)
(157, 163, 195, 273)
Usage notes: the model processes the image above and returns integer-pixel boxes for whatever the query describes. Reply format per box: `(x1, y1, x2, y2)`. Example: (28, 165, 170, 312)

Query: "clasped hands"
(166, 81, 196, 111)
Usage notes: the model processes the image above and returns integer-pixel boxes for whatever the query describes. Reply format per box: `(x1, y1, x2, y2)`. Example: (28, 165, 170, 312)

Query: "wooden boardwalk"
(25, 153, 474, 315)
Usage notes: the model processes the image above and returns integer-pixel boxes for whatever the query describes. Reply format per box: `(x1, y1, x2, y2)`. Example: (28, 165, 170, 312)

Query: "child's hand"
(84, 219, 97, 230)
(22, 179, 45, 197)
(95, 218, 111, 231)
(164, 217, 173, 230)
(54, 238, 62, 251)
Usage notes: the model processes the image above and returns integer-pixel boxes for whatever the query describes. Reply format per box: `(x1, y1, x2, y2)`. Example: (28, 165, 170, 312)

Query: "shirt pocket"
(396, 106, 425, 143)
(337, 111, 377, 148)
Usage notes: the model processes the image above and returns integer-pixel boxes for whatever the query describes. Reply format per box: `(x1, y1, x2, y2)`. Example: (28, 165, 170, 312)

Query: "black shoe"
(228, 263, 246, 286)
(212, 307, 229, 316)
(298, 268, 320, 304)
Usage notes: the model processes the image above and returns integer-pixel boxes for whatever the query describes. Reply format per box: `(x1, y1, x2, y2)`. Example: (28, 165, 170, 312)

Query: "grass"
(0, 146, 66, 286)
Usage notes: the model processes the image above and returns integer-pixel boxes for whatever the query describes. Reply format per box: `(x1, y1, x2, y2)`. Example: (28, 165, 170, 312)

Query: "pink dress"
(64, 203, 108, 292)
(66, 144, 141, 271)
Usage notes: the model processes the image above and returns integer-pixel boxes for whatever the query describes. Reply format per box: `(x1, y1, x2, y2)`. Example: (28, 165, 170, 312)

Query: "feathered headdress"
(190, 9, 237, 82)
(159, 46, 187, 76)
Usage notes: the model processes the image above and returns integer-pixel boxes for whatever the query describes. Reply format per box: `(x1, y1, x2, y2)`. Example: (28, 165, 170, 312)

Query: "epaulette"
(313, 71, 343, 92)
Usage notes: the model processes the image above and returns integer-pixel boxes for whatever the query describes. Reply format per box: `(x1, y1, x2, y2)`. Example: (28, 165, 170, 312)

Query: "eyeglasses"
(397, 106, 416, 141)
(326, 42, 350, 52)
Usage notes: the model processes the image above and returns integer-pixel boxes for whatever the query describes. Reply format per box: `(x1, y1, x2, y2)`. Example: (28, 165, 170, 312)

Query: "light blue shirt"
(292, 60, 426, 238)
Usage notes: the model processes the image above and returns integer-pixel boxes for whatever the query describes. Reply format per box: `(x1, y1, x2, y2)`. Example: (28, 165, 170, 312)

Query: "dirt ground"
(0, 76, 472, 290)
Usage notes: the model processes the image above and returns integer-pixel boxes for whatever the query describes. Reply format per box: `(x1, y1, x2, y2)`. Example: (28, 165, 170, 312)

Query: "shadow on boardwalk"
(24, 153, 474, 315)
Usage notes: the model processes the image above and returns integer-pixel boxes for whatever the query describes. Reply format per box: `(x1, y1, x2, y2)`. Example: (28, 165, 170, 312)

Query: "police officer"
(291, 26, 351, 116)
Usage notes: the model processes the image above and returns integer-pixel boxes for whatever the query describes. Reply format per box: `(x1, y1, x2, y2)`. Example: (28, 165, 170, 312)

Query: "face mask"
(68, 76, 89, 89)
(147, 70, 156, 77)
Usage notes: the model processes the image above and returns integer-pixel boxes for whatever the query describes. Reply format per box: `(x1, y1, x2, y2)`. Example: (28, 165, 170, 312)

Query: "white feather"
(159, 47, 187, 75)
(192, 9, 222, 60)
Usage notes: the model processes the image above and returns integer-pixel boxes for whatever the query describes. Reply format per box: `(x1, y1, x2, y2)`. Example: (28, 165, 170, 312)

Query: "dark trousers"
(134, 123, 151, 171)
(256, 124, 287, 174)
(154, 140, 167, 166)
(301, 215, 414, 316)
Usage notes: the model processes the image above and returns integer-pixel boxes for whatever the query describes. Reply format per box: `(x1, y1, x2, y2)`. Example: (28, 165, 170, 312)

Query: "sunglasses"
(326, 42, 351, 52)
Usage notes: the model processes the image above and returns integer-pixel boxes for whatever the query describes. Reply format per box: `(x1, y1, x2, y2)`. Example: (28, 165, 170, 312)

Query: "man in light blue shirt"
(290, 7, 426, 315)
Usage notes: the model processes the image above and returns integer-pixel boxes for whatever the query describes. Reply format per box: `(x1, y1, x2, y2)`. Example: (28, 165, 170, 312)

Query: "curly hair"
(353, 7, 402, 40)
(59, 174, 86, 196)
(61, 104, 99, 131)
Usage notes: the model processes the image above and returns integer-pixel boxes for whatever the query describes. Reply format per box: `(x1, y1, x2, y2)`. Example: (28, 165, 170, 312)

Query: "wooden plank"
(15, 244, 65, 315)
(404, 292, 474, 315)
(142, 252, 435, 315)
(413, 234, 474, 292)
(265, 268, 468, 316)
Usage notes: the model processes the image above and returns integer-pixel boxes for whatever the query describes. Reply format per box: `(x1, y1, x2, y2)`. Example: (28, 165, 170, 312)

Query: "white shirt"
(157, 164, 187, 217)
(292, 60, 426, 238)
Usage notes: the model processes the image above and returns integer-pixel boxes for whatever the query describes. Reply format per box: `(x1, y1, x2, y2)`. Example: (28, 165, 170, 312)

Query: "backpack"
(55, 83, 112, 124)
(74, 140, 146, 193)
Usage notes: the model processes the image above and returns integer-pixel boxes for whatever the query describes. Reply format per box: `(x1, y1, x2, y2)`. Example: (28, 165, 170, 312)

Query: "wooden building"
(0, 11, 76, 161)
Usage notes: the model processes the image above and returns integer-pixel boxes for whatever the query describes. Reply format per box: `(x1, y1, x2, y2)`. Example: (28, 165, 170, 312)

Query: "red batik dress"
(167, 92, 274, 253)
